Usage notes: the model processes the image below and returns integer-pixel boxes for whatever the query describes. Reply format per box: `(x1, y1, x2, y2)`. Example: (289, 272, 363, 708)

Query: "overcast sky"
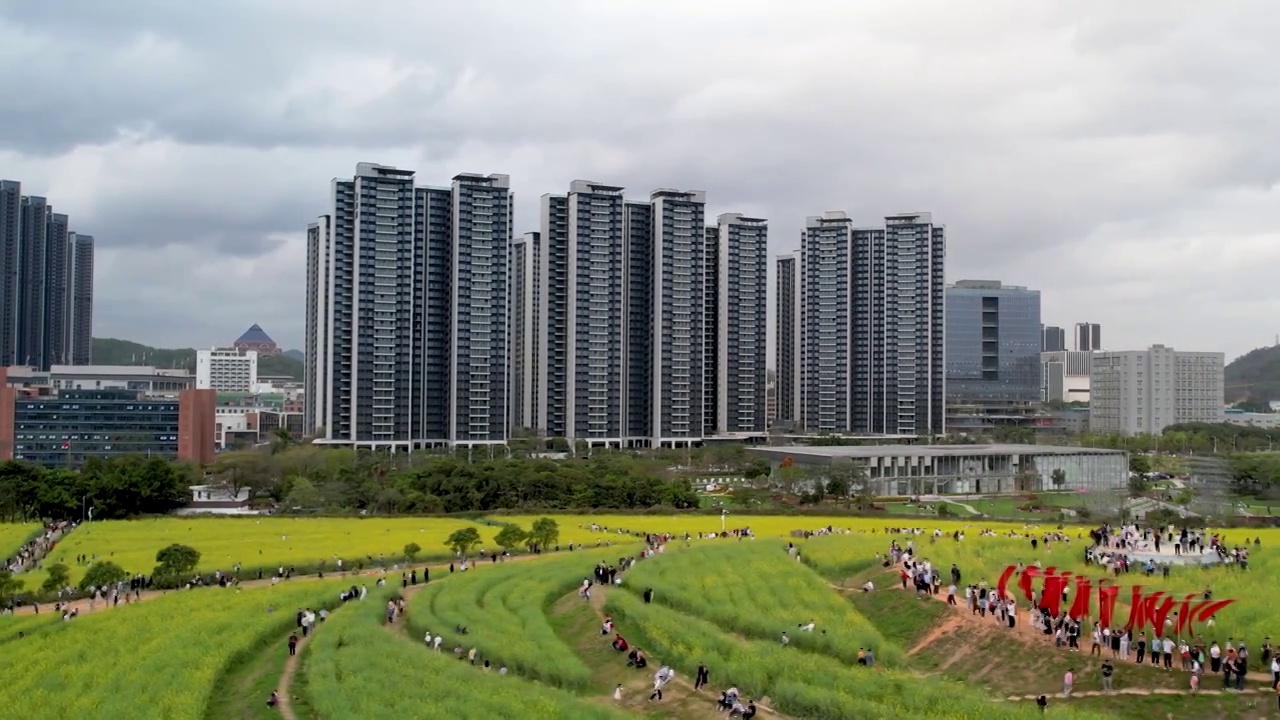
(1, 1, 1276, 362)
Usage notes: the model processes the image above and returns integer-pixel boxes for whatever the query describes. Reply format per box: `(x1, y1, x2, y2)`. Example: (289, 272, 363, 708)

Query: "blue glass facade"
(12, 389, 180, 467)
(945, 281, 1041, 403)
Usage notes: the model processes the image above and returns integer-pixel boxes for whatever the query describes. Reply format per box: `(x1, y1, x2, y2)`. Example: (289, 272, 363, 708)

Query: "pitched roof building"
(232, 324, 279, 355)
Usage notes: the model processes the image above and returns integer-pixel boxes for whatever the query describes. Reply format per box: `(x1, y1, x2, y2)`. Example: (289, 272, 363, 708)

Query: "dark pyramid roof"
(235, 324, 275, 344)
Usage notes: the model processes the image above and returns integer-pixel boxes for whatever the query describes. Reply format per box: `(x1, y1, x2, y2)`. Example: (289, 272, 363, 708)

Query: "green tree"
(79, 561, 128, 591)
(403, 542, 421, 562)
(41, 563, 71, 594)
(493, 524, 528, 552)
(1130, 454, 1153, 475)
(283, 476, 323, 511)
(445, 527, 482, 557)
(0, 571, 24, 606)
(155, 544, 201, 576)
(1128, 475, 1151, 498)
(271, 426, 296, 455)
(528, 517, 560, 550)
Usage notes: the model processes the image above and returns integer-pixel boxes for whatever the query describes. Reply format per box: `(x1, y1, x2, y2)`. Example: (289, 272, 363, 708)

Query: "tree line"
(0, 456, 193, 523)
(0, 448, 706, 522)
(219, 447, 701, 513)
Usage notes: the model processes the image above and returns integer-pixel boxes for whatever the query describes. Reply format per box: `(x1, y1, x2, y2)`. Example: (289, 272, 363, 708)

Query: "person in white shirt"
(799, 620, 816, 632)
(424, 631, 433, 647)
(649, 666, 675, 701)
(432, 635, 443, 651)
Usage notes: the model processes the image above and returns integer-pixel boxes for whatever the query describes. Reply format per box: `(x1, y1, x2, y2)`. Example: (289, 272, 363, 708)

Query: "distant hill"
(1225, 344, 1280, 404)
(90, 338, 304, 381)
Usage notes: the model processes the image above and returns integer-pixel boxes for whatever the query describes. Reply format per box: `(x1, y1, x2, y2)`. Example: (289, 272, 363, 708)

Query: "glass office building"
(945, 280, 1042, 404)
(8, 389, 182, 467)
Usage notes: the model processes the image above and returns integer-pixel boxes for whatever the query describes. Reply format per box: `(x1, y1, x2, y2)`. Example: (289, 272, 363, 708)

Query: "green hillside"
(90, 338, 304, 381)
(1224, 344, 1280, 404)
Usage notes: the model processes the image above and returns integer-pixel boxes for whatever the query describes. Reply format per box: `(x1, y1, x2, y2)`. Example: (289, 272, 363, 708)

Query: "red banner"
(1041, 575, 1066, 615)
(996, 565, 1017, 601)
(1018, 566, 1041, 603)
(996, 565, 1237, 634)
(1099, 585, 1120, 628)
(1069, 576, 1092, 619)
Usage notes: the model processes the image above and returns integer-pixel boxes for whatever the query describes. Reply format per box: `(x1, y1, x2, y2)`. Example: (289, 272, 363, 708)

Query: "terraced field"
(6, 515, 1275, 719)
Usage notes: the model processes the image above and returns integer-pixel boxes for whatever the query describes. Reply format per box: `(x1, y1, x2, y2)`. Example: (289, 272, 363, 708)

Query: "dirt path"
(581, 585, 790, 718)
(274, 629, 315, 720)
(14, 552, 549, 617)
(907, 613, 964, 656)
(1006, 687, 1266, 700)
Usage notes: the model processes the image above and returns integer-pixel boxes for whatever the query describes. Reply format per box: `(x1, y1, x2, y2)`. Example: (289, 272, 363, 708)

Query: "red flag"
(1019, 567, 1041, 603)
(1098, 585, 1120, 628)
(1123, 587, 1149, 631)
(1069, 577, 1092, 619)
(1041, 575, 1066, 616)
(1151, 596, 1176, 634)
(1175, 594, 1197, 635)
(1190, 598, 1237, 633)
(996, 565, 1017, 601)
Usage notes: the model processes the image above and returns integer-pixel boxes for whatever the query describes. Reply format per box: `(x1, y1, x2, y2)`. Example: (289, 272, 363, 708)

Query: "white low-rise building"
(196, 348, 259, 392)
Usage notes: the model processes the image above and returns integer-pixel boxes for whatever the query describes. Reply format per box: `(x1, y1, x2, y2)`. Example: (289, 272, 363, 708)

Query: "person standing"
(1135, 632, 1146, 664)
(287, 633, 299, 657)
(1062, 668, 1074, 697)
(1163, 636, 1175, 670)
(695, 663, 709, 691)
(1100, 660, 1114, 693)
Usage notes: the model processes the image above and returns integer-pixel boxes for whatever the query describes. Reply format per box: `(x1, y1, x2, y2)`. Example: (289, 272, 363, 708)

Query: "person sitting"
(717, 692, 732, 711)
(862, 580, 875, 592)
(627, 649, 647, 669)
(612, 634, 629, 652)
(729, 699, 747, 717)
(601, 617, 614, 635)
(266, 691, 279, 708)
(742, 701, 757, 719)
(799, 620, 816, 632)
(857, 648, 868, 665)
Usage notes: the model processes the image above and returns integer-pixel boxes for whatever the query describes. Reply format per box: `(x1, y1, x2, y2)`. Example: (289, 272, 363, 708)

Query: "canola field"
(404, 547, 620, 688)
(22, 516, 608, 589)
(0, 522, 40, 559)
(305, 586, 632, 720)
(0, 579, 350, 720)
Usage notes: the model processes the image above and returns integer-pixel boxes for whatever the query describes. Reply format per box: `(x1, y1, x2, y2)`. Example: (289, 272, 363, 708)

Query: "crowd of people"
(887, 522, 1278, 701)
(4, 520, 74, 573)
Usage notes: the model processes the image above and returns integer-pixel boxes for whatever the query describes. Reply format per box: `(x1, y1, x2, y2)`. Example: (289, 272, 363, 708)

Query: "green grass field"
(0, 522, 40, 560)
(6, 513, 1279, 719)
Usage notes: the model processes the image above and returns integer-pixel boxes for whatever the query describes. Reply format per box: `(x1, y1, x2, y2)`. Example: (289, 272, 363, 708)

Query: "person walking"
(1062, 668, 1075, 698)
(1100, 660, 1114, 693)
(287, 633, 299, 657)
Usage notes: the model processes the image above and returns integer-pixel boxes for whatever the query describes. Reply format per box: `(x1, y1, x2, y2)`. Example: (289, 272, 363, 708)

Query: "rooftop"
(235, 324, 275, 345)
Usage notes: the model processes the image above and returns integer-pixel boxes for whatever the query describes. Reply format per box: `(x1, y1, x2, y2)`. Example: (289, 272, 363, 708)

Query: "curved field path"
(12, 552, 553, 617)
(275, 629, 314, 720)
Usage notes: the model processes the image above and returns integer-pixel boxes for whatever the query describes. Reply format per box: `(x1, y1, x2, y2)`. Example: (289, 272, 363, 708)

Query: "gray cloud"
(0, 0, 1277, 359)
